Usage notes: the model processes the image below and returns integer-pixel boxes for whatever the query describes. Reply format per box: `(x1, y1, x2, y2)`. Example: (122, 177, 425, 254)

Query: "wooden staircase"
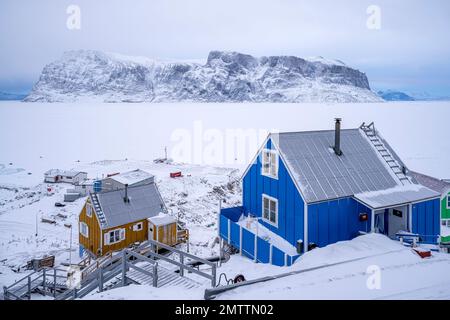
(126, 261, 201, 289)
(4, 239, 215, 300)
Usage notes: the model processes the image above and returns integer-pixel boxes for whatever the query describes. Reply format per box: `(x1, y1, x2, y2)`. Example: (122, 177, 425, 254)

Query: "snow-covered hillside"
(0, 160, 241, 292)
(24, 50, 381, 103)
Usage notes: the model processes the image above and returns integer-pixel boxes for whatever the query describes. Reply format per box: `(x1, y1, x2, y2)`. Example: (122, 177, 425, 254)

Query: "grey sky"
(1, 0, 449, 95)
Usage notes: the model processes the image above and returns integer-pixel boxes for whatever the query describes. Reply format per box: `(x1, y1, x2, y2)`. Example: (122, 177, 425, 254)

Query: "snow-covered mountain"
(0, 91, 27, 101)
(25, 50, 382, 103)
(377, 90, 415, 101)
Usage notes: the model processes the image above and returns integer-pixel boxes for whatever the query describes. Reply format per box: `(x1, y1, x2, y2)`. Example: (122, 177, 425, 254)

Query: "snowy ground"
(85, 234, 450, 300)
(1, 101, 450, 299)
(0, 159, 241, 294)
(0, 101, 449, 179)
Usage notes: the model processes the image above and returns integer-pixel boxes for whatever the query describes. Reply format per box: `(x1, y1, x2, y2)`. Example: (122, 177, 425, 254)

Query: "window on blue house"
(262, 149, 278, 179)
(262, 194, 278, 226)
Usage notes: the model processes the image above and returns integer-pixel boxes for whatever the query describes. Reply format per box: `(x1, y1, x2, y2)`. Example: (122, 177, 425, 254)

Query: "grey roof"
(354, 185, 440, 209)
(45, 169, 87, 177)
(271, 129, 401, 203)
(408, 171, 450, 195)
(108, 169, 154, 186)
(92, 183, 166, 229)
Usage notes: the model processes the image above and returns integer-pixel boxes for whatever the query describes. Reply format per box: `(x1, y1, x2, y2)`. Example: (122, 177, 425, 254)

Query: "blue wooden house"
(219, 120, 441, 266)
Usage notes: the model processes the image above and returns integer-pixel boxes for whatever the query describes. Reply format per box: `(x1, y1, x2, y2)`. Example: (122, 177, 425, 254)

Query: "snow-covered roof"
(93, 183, 166, 229)
(354, 184, 440, 209)
(44, 169, 86, 177)
(107, 169, 154, 186)
(271, 129, 401, 203)
(148, 214, 176, 226)
(408, 171, 450, 195)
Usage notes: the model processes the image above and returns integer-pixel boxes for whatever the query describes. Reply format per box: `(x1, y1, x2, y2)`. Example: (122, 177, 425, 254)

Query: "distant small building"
(100, 169, 154, 192)
(409, 171, 450, 242)
(64, 179, 98, 202)
(44, 169, 87, 185)
(78, 183, 176, 257)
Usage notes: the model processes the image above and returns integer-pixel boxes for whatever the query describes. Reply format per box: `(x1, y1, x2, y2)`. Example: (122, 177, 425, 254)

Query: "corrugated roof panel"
(95, 183, 165, 229)
(409, 171, 450, 194)
(273, 129, 400, 203)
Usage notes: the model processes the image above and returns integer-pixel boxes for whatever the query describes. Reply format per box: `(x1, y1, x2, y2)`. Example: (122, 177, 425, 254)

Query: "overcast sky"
(1, 0, 449, 96)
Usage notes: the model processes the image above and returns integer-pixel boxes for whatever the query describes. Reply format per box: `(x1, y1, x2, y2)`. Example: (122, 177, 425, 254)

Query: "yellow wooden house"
(78, 182, 173, 257)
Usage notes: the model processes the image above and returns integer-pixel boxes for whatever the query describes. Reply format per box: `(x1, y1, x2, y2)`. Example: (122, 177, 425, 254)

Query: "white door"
(388, 207, 407, 238)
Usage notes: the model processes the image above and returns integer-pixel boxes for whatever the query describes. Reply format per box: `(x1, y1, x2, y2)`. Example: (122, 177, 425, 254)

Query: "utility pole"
(65, 223, 73, 266)
(164, 146, 168, 160)
(35, 211, 38, 237)
(218, 199, 222, 267)
(69, 225, 72, 265)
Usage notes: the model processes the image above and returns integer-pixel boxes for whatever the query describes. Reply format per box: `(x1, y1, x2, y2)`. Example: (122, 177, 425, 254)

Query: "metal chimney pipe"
(334, 118, 342, 156)
(124, 184, 129, 203)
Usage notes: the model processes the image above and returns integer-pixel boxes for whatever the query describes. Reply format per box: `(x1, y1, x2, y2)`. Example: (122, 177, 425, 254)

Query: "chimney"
(334, 118, 342, 156)
(124, 184, 129, 203)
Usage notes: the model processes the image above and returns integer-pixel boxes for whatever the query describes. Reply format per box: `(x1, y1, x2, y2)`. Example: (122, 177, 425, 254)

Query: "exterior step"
(126, 262, 201, 289)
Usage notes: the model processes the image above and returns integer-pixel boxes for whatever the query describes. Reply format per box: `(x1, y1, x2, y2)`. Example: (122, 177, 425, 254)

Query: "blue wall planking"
(242, 228, 255, 259)
(271, 246, 285, 266)
(256, 238, 270, 264)
(220, 215, 302, 266)
(219, 215, 229, 241)
(308, 198, 372, 248)
(230, 222, 240, 248)
(412, 198, 440, 243)
(242, 138, 305, 247)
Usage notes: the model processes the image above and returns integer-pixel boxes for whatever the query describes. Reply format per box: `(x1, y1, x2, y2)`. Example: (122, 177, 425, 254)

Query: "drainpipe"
(408, 203, 413, 232)
(371, 209, 375, 232)
(303, 202, 308, 253)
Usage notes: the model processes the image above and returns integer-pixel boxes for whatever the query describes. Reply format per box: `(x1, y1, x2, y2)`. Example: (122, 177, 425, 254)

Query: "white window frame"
(133, 222, 143, 231)
(105, 228, 125, 245)
(261, 149, 279, 179)
(79, 222, 89, 238)
(86, 204, 92, 217)
(447, 195, 450, 210)
(442, 219, 450, 228)
(262, 194, 278, 227)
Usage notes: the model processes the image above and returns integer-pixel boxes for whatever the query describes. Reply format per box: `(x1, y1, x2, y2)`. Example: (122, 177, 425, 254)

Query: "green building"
(410, 171, 450, 243)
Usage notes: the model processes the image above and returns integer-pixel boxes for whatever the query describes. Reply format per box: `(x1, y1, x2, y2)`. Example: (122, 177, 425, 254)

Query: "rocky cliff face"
(25, 50, 381, 103)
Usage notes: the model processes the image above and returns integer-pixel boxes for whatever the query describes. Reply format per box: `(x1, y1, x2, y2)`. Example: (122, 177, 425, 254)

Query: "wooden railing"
(3, 267, 67, 300)
(146, 239, 216, 287)
(4, 238, 215, 300)
(80, 251, 119, 282)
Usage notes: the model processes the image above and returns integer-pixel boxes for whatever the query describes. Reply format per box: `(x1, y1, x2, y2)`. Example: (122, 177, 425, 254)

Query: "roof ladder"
(90, 192, 107, 228)
(360, 122, 412, 185)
